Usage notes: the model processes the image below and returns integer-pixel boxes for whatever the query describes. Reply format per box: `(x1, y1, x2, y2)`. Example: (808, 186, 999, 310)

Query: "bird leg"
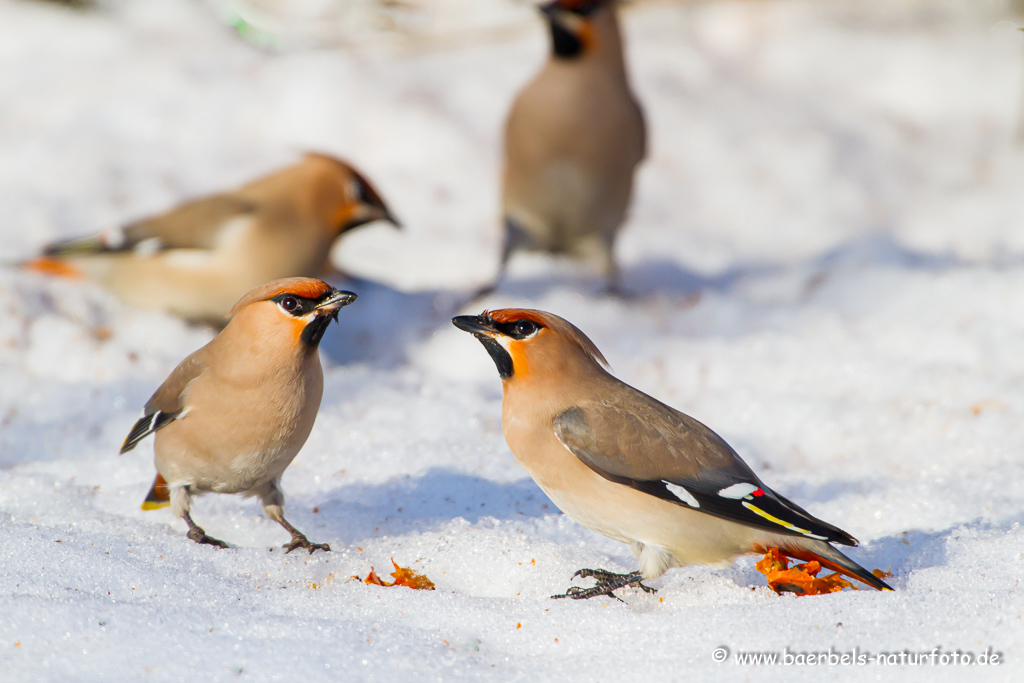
(256, 481, 330, 554)
(468, 217, 523, 302)
(551, 568, 656, 600)
(262, 504, 329, 554)
(182, 512, 228, 549)
(275, 516, 330, 555)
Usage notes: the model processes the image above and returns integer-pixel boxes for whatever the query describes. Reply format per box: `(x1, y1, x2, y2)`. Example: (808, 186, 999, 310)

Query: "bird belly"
(153, 377, 320, 497)
(93, 252, 255, 322)
(548, 476, 771, 578)
(155, 442, 298, 496)
(504, 162, 600, 253)
(509, 431, 765, 579)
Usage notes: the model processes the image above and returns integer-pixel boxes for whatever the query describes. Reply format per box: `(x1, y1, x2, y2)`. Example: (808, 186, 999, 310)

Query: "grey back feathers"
(553, 391, 859, 546)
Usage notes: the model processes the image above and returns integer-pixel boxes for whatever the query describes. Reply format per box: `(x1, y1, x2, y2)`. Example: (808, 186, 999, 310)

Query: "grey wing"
(120, 350, 205, 454)
(553, 390, 857, 546)
(43, 196, 256, 258)
(120, 195, 257, 251)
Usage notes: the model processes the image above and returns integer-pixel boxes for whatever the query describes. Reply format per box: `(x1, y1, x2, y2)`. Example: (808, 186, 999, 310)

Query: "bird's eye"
(281, 296, 299, 313)
(514, 320, 538, 338)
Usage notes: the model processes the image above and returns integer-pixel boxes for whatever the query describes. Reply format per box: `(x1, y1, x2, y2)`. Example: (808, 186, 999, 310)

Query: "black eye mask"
(493, 319, 541, 340)
(270, 291, 334, 317)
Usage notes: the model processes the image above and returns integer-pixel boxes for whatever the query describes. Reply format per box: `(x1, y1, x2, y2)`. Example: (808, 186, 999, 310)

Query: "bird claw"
(552, 586, 626, 602)
(283, 535, 330, 554)
(571, 568, 620, 582)
(551, 568, 656, 600)
(186, 527, 228, 549)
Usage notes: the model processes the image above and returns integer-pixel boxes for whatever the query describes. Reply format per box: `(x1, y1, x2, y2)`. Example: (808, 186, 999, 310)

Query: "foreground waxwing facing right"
(120, 277, 356, 552)
(28, 153, 397, 324)
(452, 309, 892, 598)
(488, 0, 646, 295)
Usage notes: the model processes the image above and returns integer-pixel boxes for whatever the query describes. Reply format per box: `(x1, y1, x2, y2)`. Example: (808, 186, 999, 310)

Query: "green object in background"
(225, 12, 280, 49)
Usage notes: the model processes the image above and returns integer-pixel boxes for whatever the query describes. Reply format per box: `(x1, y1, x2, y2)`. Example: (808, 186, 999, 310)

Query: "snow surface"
(2, 0, 1024, 680)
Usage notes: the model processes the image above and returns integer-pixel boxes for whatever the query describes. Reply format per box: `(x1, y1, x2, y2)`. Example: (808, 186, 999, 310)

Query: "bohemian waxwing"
(452, 308, 892, 598)
(28, 153, 396, 324)
(120, 277, 356, 552)
(490, 0, 645, 295)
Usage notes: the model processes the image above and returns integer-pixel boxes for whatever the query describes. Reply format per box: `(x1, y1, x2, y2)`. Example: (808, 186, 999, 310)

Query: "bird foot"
(283, 534, 330, 554)
(186, 527, 228, 549)
(551, 569, 656, 600)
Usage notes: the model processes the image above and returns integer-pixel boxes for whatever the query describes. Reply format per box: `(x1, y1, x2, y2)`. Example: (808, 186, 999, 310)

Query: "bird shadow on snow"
(621, 233, 965, 300)
(318, 277, 464, 367)
(307, 467, 556, 546)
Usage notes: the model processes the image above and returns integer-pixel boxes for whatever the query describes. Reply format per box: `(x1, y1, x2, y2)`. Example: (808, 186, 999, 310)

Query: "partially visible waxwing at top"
(484, 0, 646, 296)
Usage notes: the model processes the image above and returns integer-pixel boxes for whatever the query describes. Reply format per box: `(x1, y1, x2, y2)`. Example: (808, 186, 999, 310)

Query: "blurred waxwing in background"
(27, 154, 397, 324)
(452, 308, 892, 598)
(119, 277, 355, 552)
(487, 0, 645, 296)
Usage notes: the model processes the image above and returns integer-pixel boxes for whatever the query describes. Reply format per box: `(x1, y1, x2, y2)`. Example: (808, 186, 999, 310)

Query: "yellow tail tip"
(141, 501, 170, 511)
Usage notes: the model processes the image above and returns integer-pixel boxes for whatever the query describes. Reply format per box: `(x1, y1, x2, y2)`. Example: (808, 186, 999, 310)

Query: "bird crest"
(226, 277, 333, 319)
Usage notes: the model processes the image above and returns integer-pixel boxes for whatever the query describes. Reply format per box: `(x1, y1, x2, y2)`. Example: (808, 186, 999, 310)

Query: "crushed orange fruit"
(357, 559, 434, 590)
(756, 548, 853, 595)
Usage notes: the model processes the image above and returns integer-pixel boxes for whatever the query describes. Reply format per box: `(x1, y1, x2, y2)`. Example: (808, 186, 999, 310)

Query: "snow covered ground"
(2, 0, 1024, 680)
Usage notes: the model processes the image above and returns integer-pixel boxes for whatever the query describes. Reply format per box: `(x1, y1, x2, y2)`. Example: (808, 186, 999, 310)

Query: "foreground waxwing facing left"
(120, 277, 355, 552)
(488, 0, 645, 295)
(28, 153, 397, 324)
(453, 308, 892, 598)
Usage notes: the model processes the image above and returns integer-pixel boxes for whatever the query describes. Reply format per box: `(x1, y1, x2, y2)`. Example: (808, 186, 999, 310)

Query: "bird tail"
(779, 541, 893, 591)
(141, 473, 171, 511)
(43, 235, 111, 257)
(21, 234, 118, 278)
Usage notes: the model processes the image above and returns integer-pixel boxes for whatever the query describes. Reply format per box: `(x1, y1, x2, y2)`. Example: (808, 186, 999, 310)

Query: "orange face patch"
(481, 310, 550, 382)
(577, 22, 595, 50)
(332, 203, 359, 231)
(502, 339, 533, 383)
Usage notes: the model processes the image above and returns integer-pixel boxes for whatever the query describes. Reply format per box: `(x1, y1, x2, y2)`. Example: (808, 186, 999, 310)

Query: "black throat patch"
(477, 336, 513, 379)
(548, 19, 584, 59)
(300, 313, 334, 348)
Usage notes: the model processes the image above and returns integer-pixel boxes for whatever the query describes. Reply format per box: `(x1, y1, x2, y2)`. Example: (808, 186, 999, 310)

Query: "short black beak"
(341, 211, 401, 232)
(452, 314, 514, 379)
(382, 209, 402, 230)
(452, 315, 496, 336)
(316, 289, 357, 322)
